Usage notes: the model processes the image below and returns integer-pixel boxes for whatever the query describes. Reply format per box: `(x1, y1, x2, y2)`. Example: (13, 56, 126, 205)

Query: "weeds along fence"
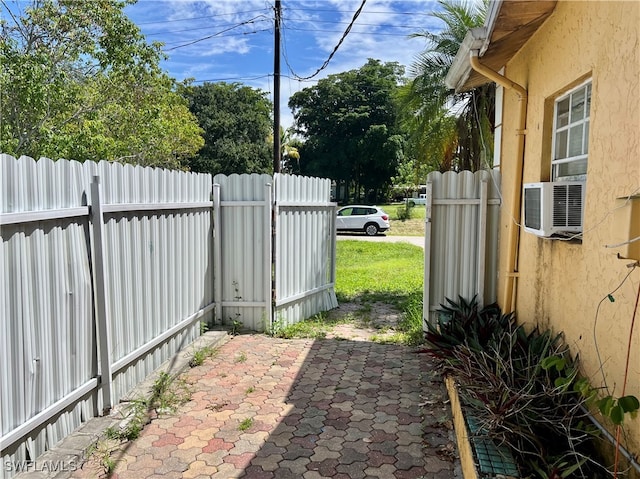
(0, 154, 337, 473)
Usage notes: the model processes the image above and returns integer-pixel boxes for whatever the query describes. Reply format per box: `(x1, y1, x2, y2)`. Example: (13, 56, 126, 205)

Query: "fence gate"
(423, 170, 501, 327)
(273, 173, 338, 328)
(212, 173, 337, 333)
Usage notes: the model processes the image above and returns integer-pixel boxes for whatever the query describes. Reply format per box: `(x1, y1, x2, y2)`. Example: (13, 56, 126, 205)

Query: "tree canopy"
(289, 59, 405, 203)
(0, 0, 203, 168)
(184, 82, 273, 176)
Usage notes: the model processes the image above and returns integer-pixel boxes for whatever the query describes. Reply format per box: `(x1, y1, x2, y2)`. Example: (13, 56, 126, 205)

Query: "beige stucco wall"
(496, 1, 640, 452)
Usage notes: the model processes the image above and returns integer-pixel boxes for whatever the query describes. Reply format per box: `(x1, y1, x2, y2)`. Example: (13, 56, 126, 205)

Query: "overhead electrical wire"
(191, 74, 271, 83)
(144, 18, 271, 37)
(283, 26, 420, 37)
(163, 15, 269, 52)
(283, 0, 368, 81)
(160, 28, 270, 48)
(133, 1, 429, 86)
(284, 6, 431, 17)
(292, 17, 428, 30)
(135, 8, 271, 25)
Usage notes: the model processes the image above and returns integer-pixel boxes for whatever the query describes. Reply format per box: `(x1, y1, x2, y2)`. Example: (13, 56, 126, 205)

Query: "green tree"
(399, 0, 494, 173)
(184, 82, 273, 176)
(289, 59, 405, 203)
(0, 0, 203, 167)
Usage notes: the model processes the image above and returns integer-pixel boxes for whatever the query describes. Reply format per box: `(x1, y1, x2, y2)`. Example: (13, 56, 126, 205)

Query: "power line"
(160, 28, 270, 48)
(292, 18, 429, 30)
(284, 0, 368, 81)
(144, 18, 271, 37)
(283, 26, 421, 37)
(163, 15, 268, 52)
(134, 8, 271, 25)
(190, 74, 271, 83)
(283, 6, 431, 17)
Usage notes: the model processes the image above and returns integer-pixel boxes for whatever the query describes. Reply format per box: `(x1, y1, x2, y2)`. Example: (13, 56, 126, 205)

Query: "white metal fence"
(423, 170, 501, 325)
(274, 173, 338, 325)
(1, 155, 214, 471)
(1, 155, 337, 474)
(213, 173, 274, 332)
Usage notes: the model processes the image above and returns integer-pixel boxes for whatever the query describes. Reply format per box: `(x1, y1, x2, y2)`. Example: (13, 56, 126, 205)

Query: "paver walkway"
(74, 323, 457, 478)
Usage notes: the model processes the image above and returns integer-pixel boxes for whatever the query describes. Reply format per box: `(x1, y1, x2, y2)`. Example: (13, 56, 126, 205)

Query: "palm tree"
(399, 0, 494, 173)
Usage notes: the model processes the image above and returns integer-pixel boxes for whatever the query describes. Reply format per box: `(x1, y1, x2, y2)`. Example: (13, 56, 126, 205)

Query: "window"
(552, 81, 591, 181)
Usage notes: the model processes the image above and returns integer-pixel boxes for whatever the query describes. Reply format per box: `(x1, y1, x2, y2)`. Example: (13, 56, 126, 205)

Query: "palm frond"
(400, 0, 493, 173)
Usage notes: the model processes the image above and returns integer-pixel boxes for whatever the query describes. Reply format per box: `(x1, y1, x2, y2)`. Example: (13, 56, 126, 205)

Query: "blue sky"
(124, 0, 442, 129)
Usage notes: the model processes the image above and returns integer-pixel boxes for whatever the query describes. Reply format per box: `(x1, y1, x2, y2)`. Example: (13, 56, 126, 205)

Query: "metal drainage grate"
(466, 415, 520, 478)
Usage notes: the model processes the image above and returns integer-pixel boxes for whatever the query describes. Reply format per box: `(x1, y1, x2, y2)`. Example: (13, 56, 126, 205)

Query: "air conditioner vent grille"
(552, 184, 584, 228)
(523, 181, 585, 237)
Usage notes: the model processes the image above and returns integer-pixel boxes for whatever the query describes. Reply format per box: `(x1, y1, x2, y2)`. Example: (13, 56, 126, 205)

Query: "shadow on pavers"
(88, 332, 460, 478)
(11, 330, 229, 479)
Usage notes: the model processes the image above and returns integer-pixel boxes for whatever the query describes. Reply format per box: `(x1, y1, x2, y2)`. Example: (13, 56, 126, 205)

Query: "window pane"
(556, 97, 570, 128)
(570, 88, 586, 123)
(557, 158, 588, 178)
(555, 130, 568, 159)
(585, 84, 591, 116)
(584, 121, 589, 154)
(568, 124, 584, 157)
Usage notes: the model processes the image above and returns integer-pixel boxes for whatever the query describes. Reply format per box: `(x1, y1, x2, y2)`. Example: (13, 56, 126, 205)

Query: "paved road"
(336, 234, 425, 249)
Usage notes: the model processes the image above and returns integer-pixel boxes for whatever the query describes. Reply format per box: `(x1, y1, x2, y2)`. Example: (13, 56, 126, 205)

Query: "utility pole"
(273, 0, 281, 173)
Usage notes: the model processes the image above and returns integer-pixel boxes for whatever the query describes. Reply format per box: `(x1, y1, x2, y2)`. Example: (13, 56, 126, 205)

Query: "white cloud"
(127, 0, 444, 130)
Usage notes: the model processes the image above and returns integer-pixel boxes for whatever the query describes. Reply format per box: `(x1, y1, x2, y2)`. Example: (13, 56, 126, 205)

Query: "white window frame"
(551, 80, 591, 181)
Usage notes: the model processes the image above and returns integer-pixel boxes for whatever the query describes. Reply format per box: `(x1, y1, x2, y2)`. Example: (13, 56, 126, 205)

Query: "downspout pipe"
(469, 50, 527, 313)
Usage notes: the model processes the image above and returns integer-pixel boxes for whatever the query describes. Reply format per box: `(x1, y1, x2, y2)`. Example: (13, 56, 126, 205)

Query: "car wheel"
(364, 223, 379, 236)
(408, 200, 415, 207)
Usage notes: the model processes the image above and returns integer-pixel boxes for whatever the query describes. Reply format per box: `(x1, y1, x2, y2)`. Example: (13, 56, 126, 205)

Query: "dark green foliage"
(423, 295, 515, 360)
(289, 59, 406, 203)
(395, 203, 414, 221)
(424, 296, 609, 478)
(185, 82, 273, 175)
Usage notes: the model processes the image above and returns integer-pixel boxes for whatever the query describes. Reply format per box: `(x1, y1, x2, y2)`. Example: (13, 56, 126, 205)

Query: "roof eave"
(445, 0, 557, 93)
(444, 27, 488, 91)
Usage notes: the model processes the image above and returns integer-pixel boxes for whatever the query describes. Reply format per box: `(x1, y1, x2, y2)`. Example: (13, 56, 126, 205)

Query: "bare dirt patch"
(324, 301, 403, 341)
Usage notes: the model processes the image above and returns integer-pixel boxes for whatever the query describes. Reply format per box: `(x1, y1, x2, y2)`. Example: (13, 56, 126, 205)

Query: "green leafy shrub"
(423, 295, 515, 361)
(423, 296, 612, 478)
(395, 202, 414, 221)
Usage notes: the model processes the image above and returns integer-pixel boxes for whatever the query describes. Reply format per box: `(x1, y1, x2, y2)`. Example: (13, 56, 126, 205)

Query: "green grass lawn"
(378, 203, 425, 237)
(335, 240, 423, 305)
(274, 240, 425, 346)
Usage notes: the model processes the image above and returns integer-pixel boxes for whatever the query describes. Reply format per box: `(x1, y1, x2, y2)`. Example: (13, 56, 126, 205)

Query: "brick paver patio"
(74, 333, 457, 478)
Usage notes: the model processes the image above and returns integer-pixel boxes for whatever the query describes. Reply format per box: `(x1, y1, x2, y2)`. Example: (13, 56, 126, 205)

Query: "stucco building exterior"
(446, 0, 639, 459)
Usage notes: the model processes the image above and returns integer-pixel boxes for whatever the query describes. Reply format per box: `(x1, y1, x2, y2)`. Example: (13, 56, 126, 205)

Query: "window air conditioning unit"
(523, 182, 585, 237)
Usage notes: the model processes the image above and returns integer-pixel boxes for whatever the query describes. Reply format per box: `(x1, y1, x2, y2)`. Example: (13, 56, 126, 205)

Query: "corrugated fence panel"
(425, 170, 501, 322)
(83, 161, 214, 403)
(1, 155, 213, 476)
(214, 174, 272, 332)
(1, 155, 96, 468)
(2, 157, 337, 471)
(274, 174, 337, 327)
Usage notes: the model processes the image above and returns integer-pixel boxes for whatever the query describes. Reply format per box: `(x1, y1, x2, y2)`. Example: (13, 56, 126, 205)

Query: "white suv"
(336, 205, 390, 236)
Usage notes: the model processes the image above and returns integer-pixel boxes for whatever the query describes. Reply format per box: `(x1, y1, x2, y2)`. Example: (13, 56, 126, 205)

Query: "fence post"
(90, 176, 113, 414)
(330, 205, 337, 287)
(213, 183, 222, 325)
(476, 179, 488, 307)
(423, 181, 433, 331)
(265, 182, 273, 329)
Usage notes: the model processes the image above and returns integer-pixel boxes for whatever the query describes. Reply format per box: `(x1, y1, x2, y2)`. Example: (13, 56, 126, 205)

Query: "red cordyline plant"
(422, 296, 613, 478)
